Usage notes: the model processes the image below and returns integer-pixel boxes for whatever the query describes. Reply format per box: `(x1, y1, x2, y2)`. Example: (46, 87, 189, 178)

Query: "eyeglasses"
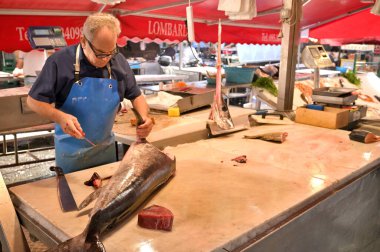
(86, 37, 118, 59)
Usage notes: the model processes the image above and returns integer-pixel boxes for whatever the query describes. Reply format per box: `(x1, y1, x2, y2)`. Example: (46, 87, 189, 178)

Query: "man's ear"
(80, 36, 86, 48)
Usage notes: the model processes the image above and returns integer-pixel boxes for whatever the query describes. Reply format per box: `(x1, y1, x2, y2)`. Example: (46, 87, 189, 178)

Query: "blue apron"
(54, 45, 120, 173)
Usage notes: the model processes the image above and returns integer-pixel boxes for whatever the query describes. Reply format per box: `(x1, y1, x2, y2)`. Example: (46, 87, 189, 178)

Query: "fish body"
(48, 142, 176, 252)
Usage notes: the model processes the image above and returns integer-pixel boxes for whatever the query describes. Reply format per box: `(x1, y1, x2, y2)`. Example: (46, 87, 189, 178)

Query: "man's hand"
(26, 96, 85, 139)
(57, 112, 84, 139)
(136, 117, 154, 139)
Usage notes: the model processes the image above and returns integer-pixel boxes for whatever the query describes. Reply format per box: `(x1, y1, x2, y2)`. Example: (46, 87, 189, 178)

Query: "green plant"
(252, 77, 278, 97)
(342, 71, 361, 87)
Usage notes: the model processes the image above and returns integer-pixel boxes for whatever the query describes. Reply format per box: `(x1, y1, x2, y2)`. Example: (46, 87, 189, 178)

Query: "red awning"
(309, 9, 380, 46)
(117, 15, 281, 46)
(0, 15, 86, 52)
(0, 14, 281, 52)
(0, 0, 375, 52)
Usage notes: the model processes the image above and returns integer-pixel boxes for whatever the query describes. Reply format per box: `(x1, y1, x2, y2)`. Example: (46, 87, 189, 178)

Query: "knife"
(50, 166, 78, 212)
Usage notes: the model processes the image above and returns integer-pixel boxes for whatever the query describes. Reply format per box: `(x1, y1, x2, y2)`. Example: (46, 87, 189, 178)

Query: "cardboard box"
(295, 106, 349, 129)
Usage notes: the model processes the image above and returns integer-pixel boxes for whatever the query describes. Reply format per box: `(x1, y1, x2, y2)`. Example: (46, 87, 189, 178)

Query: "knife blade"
(50, 166, 78, 212)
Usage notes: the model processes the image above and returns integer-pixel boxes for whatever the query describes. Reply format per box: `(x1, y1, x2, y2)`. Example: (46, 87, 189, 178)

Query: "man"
(27, 13, 154, 173)
(161, 44, 176, 61)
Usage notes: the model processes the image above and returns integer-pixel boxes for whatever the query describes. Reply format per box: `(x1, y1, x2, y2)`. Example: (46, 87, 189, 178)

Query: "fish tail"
(45, 232, 105, 252)
(45, 233, 85, 252)
(86, 239, 106, 252)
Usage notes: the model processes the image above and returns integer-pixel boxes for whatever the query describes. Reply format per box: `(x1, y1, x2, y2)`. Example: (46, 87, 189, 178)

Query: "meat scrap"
(138, 205, 174, 231)
(84, 172, 103, 189)
(231, 155, 247, 163)
(349, 130, 380, 144)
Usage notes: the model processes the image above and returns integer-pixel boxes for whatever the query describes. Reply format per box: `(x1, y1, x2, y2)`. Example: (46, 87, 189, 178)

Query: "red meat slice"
(138, 205, 174, 231)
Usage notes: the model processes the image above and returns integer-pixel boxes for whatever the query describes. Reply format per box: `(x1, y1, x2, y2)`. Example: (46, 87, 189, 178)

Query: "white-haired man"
(27, 13, 153, 173)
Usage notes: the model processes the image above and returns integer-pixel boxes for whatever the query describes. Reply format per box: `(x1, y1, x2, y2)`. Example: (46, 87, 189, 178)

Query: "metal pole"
(179, 42, 184, 70)
(277, 0, 302, 112)
(353, 52, 358, 74)
(313, 67, 320, 89)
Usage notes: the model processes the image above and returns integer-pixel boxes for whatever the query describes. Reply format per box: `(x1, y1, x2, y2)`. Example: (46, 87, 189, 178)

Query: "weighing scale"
(311, 87, 367, 127)
(23, 26, 67, 77)
(301, 45, 335, 88)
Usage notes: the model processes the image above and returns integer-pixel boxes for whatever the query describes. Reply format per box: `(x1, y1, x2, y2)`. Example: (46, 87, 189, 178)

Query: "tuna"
(47, 141, 176, 252)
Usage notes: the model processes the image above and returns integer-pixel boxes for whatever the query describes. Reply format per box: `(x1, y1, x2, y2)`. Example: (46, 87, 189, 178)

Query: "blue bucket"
(336, 66, 348, 73)
(225, 67, 255, 84)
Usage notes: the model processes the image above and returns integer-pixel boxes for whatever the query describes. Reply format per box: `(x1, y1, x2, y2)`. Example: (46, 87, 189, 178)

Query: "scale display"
(301, 45, 335, 69)
(27, 26, 67, 49)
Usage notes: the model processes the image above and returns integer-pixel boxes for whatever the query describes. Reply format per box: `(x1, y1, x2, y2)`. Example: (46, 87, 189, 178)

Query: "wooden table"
(113, 106, 252, 148)
(9, 123, 380, 251)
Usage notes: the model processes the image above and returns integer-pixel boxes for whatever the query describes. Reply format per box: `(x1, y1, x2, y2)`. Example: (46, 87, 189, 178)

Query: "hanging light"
(371, 0, 380, 15)
(91, 0, 126, 5)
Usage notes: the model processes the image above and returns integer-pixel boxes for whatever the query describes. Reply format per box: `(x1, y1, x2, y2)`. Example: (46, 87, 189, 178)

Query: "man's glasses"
(86, 37, 118, 59)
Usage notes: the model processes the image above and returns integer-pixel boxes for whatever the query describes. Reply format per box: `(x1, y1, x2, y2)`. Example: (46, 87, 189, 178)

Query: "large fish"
(47, 141, 176, 252)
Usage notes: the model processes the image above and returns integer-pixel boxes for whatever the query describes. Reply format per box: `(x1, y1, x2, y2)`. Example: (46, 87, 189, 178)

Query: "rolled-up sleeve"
(123, 68, 141, 101)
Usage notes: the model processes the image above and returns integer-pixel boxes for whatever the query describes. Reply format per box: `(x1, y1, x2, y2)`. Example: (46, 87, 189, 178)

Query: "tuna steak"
(47, 141, 176, 252)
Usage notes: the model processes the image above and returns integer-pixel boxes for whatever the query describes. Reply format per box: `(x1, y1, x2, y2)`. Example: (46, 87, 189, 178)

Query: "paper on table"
(146, 91, 183, 111)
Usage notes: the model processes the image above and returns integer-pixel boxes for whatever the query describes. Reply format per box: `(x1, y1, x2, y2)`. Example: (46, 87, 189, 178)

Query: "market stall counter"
(113, 106, 252, 148)
(9, 123, 380, 251)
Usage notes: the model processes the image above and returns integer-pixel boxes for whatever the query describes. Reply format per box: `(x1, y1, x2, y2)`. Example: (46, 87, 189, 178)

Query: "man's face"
(82, 27, 118, 68)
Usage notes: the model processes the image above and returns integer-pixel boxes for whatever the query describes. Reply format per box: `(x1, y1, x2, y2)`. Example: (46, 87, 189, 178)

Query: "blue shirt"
(29, 44, 141, 108)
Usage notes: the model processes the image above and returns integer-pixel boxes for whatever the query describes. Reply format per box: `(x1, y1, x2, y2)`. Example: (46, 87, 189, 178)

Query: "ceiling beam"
(0, 9, 93, 16)
(206, 5, 282, 26)
(129, 12, 279, 29)
(302, 5, 372, 30)
(117, 0, 205, 16)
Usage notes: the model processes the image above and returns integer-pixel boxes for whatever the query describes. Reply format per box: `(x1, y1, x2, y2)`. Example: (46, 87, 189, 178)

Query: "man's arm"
(27, 96, 84, 138)
(131, 94, 153, 139)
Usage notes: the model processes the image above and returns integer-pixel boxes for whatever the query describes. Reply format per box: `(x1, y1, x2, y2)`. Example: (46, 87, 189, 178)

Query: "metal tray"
(311, 94, 358, 105)
(312, 87, 357, 97)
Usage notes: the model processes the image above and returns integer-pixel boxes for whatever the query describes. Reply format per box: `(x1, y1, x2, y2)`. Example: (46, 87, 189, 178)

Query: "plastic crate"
(225, 67, 255, 84)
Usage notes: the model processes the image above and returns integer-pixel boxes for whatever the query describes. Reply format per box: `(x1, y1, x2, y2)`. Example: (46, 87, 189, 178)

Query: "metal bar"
(215, 22, 280, 29)
(207, 4, 282, 27)
(179, 42, 184, 69)
(277, 0, 302, 112)
(313, 68, 320, 88)
(98, 4, 107, 13)
(13, 134, 19, 165)
(26, 151, 40, 161)
(1, 146, 54, 157)
(0, 9, 93, 16)
(118, 0, 205, 16)
(2, 135, 5, 155)
(0, 158, 55, 169)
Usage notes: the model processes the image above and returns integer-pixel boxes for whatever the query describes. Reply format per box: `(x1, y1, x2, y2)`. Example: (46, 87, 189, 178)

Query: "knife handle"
(131, 108, 145, 126)
(50, 166, 64, 176)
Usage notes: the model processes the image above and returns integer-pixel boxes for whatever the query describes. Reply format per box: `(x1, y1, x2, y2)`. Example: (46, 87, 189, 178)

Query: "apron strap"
(73, 44, 112, 82)
(74, 45, 81, 83)
(106, 64, 112, 79)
